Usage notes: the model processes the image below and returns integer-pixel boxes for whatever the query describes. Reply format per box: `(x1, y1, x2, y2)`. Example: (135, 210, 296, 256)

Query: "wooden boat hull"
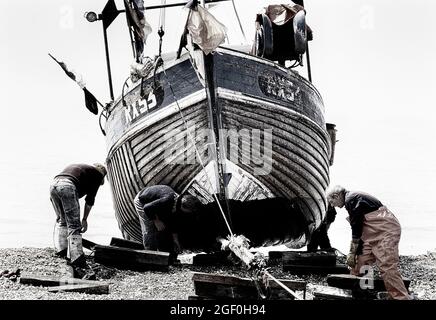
(104, 48, 331, 249)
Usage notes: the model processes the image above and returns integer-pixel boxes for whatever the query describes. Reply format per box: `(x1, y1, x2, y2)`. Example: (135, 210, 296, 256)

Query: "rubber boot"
(54, 224, 68, 258)
(67, 234, 86, 268)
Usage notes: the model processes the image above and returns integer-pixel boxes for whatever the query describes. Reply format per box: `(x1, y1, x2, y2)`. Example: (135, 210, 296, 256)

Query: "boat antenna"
(158, 0, 167, 57)
(84, 0, 121, 101)
(231, 0, 247, 42)
(297, 0, 313, 82)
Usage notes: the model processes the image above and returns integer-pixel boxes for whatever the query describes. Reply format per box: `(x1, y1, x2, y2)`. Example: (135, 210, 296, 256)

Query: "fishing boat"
(70, 0, 337, 250)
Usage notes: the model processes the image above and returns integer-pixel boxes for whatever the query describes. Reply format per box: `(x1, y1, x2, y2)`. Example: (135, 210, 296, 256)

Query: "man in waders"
(50, 163, 107, 267)
(134, 185, 201, 263)
(327, 185, 412, 300)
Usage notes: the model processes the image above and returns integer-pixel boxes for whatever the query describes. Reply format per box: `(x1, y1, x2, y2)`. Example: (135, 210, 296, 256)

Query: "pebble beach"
(0, 247, 435, 300)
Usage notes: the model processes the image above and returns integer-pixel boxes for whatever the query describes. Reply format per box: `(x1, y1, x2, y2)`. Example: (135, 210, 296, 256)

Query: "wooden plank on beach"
(19, 273, 106, 287)
(19, 274, 62, 287)
(192, 272, 306, 300)
(19, 273, 109, 294)
(109, 237, 144, 250)
(312, 285, 353, 300)
(187, 295, 214, 300)
(82, 238, 98, 250)
(282, 251, 337, 266)
(283, 264, 349, 275)
(268, 250, 288, 260)
(93, 244, 169, 271)
(48, 283, 109, 295)
(192, 252, 232, 266)
(327, 274, 411, 291)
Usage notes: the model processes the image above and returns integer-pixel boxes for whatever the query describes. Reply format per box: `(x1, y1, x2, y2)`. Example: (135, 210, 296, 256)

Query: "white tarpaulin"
(264, 3, 305, 26)
(186, 5, 227, 55)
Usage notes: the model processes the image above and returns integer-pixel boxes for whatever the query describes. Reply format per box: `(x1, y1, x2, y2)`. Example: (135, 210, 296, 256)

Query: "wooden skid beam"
(327, 274, 411, 291)
(19, 274, 102, 287)
(19, 273, 109, 294)
(48, 283, 109, 295)
(312, 285, 353, 300)
(82, 238, 98, 250)
(283, 264, 349, 275)
(192, 252, 232, 266)
(268, 250, 286, 260)
(94, 244, 169, 271)
(281, 251, 337, 266)
(110, 237, 144, 250)
(187, 295, 213, 300)
(192, 272, 306, 300)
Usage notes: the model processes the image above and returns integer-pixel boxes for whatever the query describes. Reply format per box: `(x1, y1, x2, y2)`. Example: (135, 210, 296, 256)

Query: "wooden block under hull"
(82, 238, 98, 250)
(327, 274, 411, 291)
(268, 250, 287, 260)
(312, 285, 353, 300)
(93, 244, 169, 271)
(283, 264, 349, 275)
(192, 272, 306, 300)
(281, 251, 337, 266)
(109, 237, 144, 250)
(192, 252, 233, 266)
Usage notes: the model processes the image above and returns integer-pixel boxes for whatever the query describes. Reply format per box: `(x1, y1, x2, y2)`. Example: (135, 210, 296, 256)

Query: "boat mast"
(102, 24, 115, 101)
(197, 0, 233, 227)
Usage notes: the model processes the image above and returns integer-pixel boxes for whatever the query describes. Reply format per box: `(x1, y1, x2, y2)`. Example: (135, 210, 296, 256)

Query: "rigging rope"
(231, 0, 247, 42)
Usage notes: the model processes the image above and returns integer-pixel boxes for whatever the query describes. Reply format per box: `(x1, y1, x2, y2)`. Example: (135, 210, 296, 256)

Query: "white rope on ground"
(263, 270, 302, 300)
(161, 65, 234, 237)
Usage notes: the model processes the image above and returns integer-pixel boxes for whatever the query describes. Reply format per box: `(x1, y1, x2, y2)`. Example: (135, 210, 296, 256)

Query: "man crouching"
(134, 185, 201, 263)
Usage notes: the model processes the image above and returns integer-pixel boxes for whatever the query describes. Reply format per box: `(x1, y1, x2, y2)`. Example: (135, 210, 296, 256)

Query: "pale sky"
(1, 0, 435, 253)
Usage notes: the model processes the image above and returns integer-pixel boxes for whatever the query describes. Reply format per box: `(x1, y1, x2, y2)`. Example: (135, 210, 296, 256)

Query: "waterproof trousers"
(352, 206, 411, 300)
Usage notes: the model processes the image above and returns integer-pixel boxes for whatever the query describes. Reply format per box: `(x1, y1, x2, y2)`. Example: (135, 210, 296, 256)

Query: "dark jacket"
(136, 185, 179, 231)
(345, 191, 383, 240)
(55, 164, 104, 206)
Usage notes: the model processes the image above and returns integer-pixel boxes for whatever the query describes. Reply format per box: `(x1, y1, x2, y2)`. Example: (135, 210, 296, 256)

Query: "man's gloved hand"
(347, 239, 360, 268)
(81, 219, 88, 233)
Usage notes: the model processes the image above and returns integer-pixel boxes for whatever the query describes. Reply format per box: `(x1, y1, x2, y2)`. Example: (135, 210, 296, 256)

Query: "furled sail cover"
(186, 5, 227, 55)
